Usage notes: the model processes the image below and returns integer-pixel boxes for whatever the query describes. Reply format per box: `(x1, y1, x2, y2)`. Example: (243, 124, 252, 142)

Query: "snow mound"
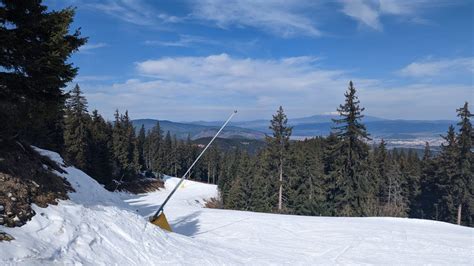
(1, 148, 473, 265)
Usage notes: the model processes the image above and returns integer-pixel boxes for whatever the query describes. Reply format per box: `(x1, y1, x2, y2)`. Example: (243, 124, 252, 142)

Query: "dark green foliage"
(330, 81, 372, 216)
(88, 110, 113, 186)
(266, 106, 292, 211)
(287, 141, 326, 215)
(136, 125, 146, 171)
(112, 110, 138, 181)
(455, 102, 473, 226)
(225, 152, 255, 210)
(0, 0, 86, 150)
(63, 84, 91, 171)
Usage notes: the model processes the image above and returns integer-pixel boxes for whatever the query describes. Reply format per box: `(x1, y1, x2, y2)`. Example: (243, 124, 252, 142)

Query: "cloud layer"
(398, 57, 474, 78)
(191, 0, 321, 37)
(80, 54, 472, 121)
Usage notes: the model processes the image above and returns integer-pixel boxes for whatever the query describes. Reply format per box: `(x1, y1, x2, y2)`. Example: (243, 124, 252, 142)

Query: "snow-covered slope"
(1, 148, 473, 265)
(0, 149, 240, 265)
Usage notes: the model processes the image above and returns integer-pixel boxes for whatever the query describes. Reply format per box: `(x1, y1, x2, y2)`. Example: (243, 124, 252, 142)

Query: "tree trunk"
(457, 203, 462, 225)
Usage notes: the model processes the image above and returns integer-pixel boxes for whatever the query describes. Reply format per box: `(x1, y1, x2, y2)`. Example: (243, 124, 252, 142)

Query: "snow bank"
(0, 148, 240, 265)
(1, 148, 473, 265)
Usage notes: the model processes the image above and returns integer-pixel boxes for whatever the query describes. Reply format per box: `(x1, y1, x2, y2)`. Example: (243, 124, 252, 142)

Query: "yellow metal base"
(150, 212, 173, 232)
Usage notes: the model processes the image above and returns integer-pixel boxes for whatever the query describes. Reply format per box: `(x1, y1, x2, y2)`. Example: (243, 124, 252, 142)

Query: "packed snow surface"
(1, 148, 473, 265)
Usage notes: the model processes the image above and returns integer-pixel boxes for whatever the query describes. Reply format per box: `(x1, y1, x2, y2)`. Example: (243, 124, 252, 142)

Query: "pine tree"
(172, 135, 181, 177)
(331, 81, 372, 216)
(405, 149, 421, 217)
(287, 144, 326, 215)
(435, 126, 459, 223)
(455, 102, 473, 225)
(0, 0, 86, 150)
(322, 133, 340, 215)
(249, 154, 273, 213)
(417, 143, 437, 219)
(218, 149, 241, 205)
(146, 121, 163, 175)
(266, 106, 292, 212)
(112, 110, 137, 181)
(225, 152, 254, 210)
(162, 131, 173, 175)
(136, 125, 146, 171)
(88, 110, 114, 186)
(63, 84, 91, 172)
(374, 140, 389, 209)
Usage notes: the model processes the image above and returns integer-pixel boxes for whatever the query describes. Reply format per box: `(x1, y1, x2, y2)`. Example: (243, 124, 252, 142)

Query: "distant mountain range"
(132, 119, 265, 140)
(132, 114, 458, 147)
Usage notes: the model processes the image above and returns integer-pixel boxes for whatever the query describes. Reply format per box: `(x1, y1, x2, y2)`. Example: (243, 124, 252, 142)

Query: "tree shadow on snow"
(171, 211, 201, 237)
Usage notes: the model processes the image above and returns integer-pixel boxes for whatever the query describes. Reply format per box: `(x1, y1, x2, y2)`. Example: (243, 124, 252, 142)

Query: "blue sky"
(46, 0, 473, 121)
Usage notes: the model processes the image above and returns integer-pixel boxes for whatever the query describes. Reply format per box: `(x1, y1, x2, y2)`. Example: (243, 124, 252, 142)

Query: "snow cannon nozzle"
(234, 110, 238, 113)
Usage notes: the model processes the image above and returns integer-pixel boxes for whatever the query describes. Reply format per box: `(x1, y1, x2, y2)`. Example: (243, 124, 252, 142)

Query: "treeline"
(216, 82, 473, 227)
(63, 84, 223, 188)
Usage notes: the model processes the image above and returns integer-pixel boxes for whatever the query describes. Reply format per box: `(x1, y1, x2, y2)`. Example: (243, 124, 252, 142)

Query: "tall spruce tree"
(136, 125, 146, 171)
(331, 81, 372, 216)
(89, 110, 113, 186)
(147, 121, 163, 175)
(417, 143, 437, 219)
(225, 152, 254, 210)
(435, 126, 459, 223)
(266, 106, 292, 212)
(0, 0, 86, 150)
(64, 84, 91, 172)
(112, 110, 137, 181)
(162, 131, 173, 175)
(455, 102, 473, 225)
(287, 144, 326, 215)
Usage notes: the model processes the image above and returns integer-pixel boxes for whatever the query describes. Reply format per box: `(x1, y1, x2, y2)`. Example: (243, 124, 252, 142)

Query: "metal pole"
(152, 110, 237, 219)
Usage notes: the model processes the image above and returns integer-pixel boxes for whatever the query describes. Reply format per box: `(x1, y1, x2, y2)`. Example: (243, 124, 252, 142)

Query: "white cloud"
(144, 35, 218, 47)
(74, 75, 114, 82)
(398, 57, 474, 78)
(79, 42, 108, 53)
(85, 0, 181, 26)
(339, 0, 455, 30)
(80, 54, 472, 121)
(340, 0, 382, 30)
(191, 0, 322, 38)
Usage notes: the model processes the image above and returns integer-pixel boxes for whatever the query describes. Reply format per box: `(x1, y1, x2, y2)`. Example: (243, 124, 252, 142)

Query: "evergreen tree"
(112, 110, 137, 181)
(147, 121, 163, 174)
(331, 81, 372, 216)
(435, 126, 459, 223)
(89, 110, 114, 186)
(287, 144, 326, 215)
(225, 152, 254, 210)
(322, 133, 340, 215)
(249, 153, 273, 213)
(374, 140, 389, 209)
(218, 149, 241, 205)
(266, 106, 292, 212)
(136, 125, 146, 171)
(455, 102, 473, 225)
(162, 131, 173, 175)
(0, 0, 86, 150)
(63, 84, 91, 171)
(417, 143, 437, 219)
(399, 149, 421, 217)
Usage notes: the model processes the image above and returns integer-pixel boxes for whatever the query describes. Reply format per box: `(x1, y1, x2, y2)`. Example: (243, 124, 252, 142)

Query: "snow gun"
(150, 110, 238, 231)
